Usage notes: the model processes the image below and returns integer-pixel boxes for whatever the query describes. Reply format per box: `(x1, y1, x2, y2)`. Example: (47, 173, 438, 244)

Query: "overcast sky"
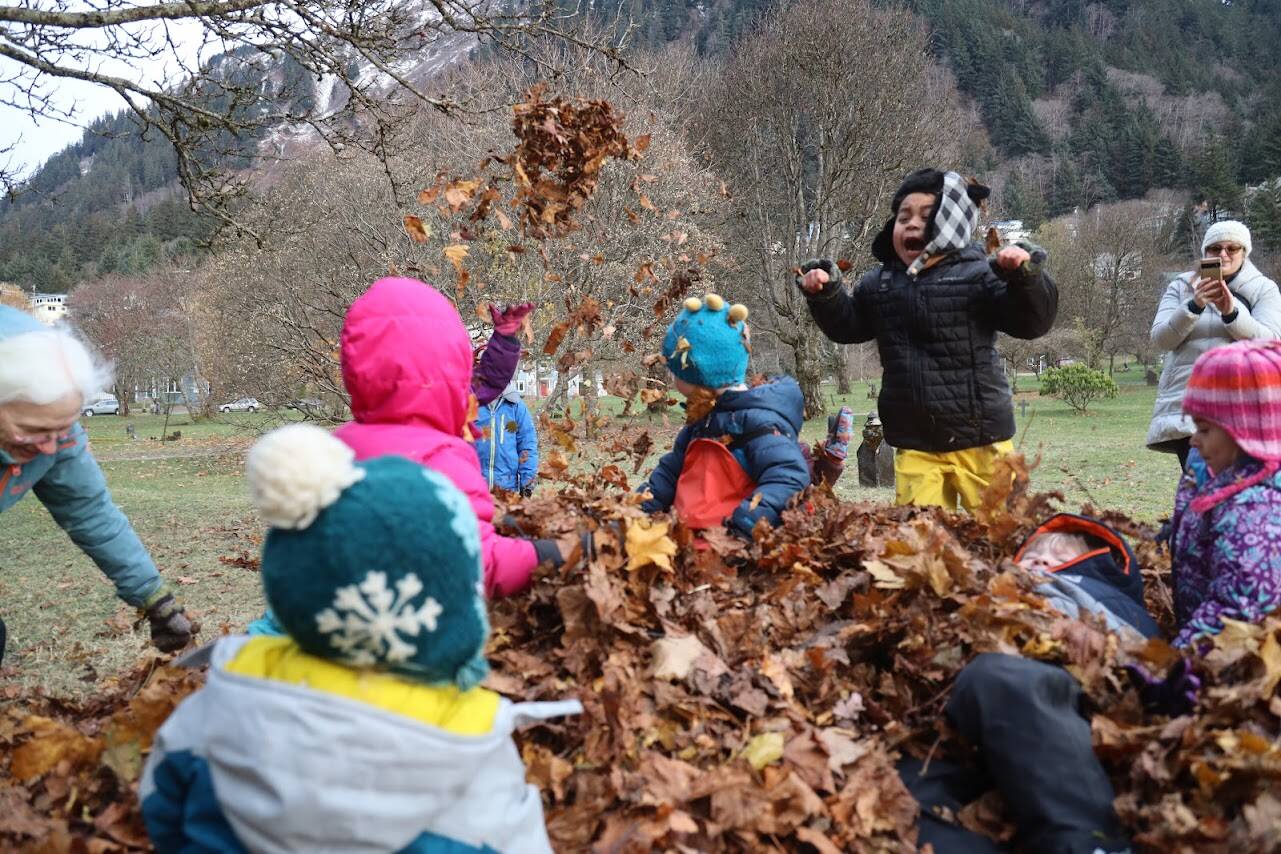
(2, 18, 205, 179)
(2, 83, 122, 177)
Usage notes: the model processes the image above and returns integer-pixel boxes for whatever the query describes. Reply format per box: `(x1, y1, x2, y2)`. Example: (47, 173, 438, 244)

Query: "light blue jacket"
(473, 389, 538, 492)
(0, 306, 162, 607)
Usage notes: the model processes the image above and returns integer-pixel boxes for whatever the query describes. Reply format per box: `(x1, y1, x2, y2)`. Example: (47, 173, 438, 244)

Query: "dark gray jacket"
(805, 244, 1057, 452)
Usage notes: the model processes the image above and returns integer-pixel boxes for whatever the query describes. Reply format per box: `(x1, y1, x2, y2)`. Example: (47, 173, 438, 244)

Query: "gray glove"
(796, 258, 843, 292)
(146, 593, 195, 653)
(533, 539, 565, 568)
(1014, 240, 1049, 278)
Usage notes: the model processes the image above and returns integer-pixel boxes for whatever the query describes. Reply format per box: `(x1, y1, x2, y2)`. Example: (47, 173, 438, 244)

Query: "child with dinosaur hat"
(637, 293, 814, 537)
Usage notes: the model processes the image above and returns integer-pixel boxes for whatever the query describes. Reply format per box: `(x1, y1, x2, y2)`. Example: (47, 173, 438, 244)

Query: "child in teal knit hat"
(141, 424, 579, 853)
(639, 293, 813, 537)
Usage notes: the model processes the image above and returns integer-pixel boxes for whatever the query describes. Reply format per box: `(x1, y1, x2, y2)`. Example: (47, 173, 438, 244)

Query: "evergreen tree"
(1193, 137, 1245, 219)
(1003, 173, 1048, 229)
(1247, 182, 1281, 253)
(1153, 137, 1184, 188)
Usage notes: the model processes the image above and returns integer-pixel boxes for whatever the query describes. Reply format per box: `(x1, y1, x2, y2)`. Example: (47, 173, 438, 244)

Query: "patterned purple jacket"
(473, 331, 521, 406)
(1170, 457, 1281, 647)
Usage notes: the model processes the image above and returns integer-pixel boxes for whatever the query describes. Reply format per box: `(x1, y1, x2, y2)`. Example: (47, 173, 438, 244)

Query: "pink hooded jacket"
(333, 277, 537, 597)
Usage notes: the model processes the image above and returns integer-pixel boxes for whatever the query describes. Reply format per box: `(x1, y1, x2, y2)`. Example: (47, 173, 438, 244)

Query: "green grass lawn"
(3, 376, 1175, 696)
(1, 412, 264, 696)
(803, 369, 1176, 520)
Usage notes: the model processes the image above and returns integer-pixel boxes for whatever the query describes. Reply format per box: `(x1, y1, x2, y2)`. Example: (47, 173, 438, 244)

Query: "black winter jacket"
(805, 244, 1057, 452)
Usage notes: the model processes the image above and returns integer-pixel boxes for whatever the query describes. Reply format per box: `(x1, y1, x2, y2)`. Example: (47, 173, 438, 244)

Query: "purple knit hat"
(1182, 340, 1281, 511)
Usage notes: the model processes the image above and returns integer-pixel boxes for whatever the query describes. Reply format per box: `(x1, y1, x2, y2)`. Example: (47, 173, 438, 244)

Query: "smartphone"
(1200, 258, 1223, 282)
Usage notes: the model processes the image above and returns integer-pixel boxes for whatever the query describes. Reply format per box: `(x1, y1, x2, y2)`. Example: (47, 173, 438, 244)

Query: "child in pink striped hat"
(1169, 339, 1281, 647)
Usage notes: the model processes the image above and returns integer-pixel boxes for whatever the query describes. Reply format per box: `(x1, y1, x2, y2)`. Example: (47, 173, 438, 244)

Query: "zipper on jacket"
(487, 401, 499, 489)
(909, 274, 927, 417)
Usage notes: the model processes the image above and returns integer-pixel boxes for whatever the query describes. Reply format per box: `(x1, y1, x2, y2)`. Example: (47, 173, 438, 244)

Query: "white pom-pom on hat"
(246, 424, 365, 529)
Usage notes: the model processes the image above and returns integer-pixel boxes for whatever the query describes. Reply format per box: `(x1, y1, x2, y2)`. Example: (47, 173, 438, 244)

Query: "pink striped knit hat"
(1182, 340, 1281, 511)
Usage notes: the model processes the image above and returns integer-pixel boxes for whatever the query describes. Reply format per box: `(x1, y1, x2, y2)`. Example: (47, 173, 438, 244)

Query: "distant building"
(512, 362, 604, 398)
(30, 292, 68, 325)
(989, 219, 1032, 244)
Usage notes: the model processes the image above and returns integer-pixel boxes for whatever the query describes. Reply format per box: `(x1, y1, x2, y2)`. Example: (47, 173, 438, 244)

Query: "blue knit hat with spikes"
(662, 293, 751, 389)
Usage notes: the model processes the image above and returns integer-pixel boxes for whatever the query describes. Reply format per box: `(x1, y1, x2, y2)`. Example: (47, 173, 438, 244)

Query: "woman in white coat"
(1147, 221, 1281, 468)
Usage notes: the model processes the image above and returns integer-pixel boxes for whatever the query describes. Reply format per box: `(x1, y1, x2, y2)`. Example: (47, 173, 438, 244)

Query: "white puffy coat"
(1147, 259, 1281, 449)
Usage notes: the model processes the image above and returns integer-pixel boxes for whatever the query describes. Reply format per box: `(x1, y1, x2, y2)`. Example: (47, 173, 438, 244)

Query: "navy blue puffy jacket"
(638, 377, 810, 536)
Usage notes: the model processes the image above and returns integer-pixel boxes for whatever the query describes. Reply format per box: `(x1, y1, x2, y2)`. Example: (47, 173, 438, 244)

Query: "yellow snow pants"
(894, 440, 1015, 512)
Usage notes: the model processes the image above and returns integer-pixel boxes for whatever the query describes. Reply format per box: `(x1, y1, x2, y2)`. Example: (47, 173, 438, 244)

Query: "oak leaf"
(625, 519, 677, 571)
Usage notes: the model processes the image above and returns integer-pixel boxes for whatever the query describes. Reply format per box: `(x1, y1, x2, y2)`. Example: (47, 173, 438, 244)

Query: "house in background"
(30, 292, 69, 325)
(989, 219, 1032, 244)
(511, 361, 605, 399)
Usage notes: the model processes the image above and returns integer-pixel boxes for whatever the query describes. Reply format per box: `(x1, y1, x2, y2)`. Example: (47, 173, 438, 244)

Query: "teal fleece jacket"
(0, 306, 163, 607)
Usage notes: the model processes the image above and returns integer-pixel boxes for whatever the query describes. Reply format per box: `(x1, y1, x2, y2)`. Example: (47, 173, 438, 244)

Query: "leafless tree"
(1039, 200, 1177, 372)
(1, 0, 634, 227)
(193, 41, 731, 421)
(694, 0, 972, 414)
(70, 265, 202, 414)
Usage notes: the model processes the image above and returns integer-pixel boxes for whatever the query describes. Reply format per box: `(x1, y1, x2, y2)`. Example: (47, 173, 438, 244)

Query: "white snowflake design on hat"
(315, 571, 442, 664)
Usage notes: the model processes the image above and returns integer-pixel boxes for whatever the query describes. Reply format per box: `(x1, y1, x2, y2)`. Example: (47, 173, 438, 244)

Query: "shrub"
(1039, 364, 1119, 415)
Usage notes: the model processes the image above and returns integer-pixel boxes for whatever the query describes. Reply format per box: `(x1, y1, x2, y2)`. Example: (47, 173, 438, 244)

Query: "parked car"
(82, 395, 120, 416)
(219, 397, 260, 413)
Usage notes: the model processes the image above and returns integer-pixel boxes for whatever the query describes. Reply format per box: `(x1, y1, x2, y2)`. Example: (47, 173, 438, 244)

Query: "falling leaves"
(504, 84, 638, 240)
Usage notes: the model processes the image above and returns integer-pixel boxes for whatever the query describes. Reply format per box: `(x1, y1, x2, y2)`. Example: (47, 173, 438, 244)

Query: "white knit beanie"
(1202, 220, 1252, 257)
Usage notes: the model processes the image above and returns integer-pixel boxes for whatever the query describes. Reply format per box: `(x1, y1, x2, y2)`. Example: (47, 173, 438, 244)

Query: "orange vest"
(673, 438, 757, 529)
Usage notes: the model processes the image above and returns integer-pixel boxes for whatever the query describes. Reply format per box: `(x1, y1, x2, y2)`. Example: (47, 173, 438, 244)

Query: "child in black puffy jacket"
(798, 168, 1057, 512)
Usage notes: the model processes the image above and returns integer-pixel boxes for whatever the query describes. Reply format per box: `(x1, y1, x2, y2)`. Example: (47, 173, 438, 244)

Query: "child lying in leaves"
(904, 514, 1159, 854)
(908, 383, 1281, 854)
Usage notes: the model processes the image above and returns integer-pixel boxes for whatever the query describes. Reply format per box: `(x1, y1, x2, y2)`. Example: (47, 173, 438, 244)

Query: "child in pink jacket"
(333, 277, 543, 596)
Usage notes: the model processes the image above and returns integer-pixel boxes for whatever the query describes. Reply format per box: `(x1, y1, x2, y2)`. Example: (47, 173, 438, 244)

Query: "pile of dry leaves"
(2, 456, 1278, 852)
(487, 454, 1280, 852)
(0, 658, 203, 850)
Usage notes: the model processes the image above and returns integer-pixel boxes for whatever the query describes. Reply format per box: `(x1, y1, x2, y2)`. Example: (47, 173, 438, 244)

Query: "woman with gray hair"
(1147, 220, 1281, 468)
(0, 306, 193, 666)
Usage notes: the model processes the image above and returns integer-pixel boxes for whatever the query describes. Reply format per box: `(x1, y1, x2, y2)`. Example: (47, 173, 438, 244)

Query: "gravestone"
(857, 413, 895, 488)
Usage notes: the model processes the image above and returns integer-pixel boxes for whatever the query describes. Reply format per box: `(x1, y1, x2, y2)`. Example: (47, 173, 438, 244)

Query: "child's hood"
(148, 636, 579, 853)
(341, 278, 473, 434)
(1017, 513, 1159, 638)
(710, 376, 805, 436)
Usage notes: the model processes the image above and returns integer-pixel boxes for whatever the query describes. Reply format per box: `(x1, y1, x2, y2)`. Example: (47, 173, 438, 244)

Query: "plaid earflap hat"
(1182, 340, 1281, 511)
(871, 169, 991, 274)
(245, 424, 490, 688)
